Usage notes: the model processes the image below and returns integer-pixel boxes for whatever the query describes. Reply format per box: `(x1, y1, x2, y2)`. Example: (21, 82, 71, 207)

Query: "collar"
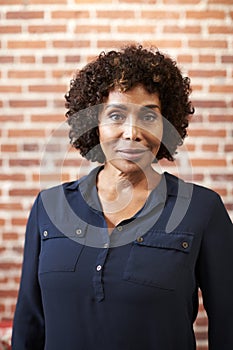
(65, 165, 193, 200)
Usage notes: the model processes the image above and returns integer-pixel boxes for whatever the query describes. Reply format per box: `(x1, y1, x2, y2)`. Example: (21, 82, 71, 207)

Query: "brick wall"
(0, 0, 232, 348)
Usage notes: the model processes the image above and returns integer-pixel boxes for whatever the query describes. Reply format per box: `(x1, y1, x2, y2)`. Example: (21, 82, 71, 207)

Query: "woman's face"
(98, 84, 163, 174)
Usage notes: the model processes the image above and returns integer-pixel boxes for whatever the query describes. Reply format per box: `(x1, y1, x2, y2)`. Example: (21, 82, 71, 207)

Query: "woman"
(12, 45, 233, 349)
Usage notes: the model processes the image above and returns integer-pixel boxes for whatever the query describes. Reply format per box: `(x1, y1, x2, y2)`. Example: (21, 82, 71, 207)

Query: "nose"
(122, 120, 141, 141)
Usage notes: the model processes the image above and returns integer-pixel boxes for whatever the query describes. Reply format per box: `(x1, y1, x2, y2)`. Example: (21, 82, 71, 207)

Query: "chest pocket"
(123, 230, 194, 291)
(39, 225, 84, 274)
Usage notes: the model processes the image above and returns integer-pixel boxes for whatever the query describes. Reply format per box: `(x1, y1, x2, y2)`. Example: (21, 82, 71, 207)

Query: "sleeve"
(197, 193, 233, 350)
(11, 194, 45, 349)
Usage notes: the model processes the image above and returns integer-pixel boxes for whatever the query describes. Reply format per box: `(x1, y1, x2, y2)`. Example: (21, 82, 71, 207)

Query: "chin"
(108, 158, 152, 175)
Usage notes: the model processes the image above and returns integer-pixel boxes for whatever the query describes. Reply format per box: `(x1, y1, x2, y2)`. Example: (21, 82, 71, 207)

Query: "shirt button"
(43, 230, 48, 237)
(182, 241, 189, 249)
(136, 237, 144, 243)
(96, 265, 102, 271)
(103, 243, 109, 248)
(75, 228, 82, 235)
(117, 226, 123, 232)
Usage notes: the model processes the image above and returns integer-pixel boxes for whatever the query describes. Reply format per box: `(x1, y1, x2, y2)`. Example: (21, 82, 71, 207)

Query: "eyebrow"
(104, 103, 161, 111)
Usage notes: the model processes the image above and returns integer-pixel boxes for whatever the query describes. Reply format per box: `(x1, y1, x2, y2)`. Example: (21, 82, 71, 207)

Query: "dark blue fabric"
(12, 166, 233, 350)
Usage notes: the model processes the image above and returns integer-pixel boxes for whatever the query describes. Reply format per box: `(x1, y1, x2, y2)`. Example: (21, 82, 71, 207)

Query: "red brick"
(79, 0, 117, 2)
(193, 100, 227, 108)
(1, 144, 17, 152)
(201, 144, 219, 152)
(0, 305, 5, 313)
(0, 218, 6, 226)
(23, 143, 40, 152)
(8, 40, 46, 49)
(76, 25, 111, 33)
(20, 56, 36, 64)
(199, 55, 216, 63)
(144, 40, 182, 49)
(56, 158, 83, 167)
(188, 129, 226, 137)
(11, 218, 28, 226)
(177, 55, 193, 63)
(186, 143, 196, 152)
(9, 189, 39, 197)
(65, 55, 81, 63)
(9, 100, 47, 108)
(191, 84, 202, 91)
(6, 11, 44, 19)
(209, 85, 233, 94)
(195, 331, 208, 340)
(191, 158, 227, 167)
(30, 0, 66, 3)
(51, 10, 89, 19)
(0, 203, 23, 211)
(224, 144, 233, 152)
(117, 25, 155, 34)
(221, 55, 233, 63)
(0, 290, 18, 298)
(28, 25, 67, 33)
(0, 56, 14, 63)
(183, 174, 204, 182)
(53, 40, 90, 48)
(3, 232, 20, 240)
(186, 10, 225, 20)
(195, 316, 208, 326)
(0, 115, 24, 122)
(0, 174, 26, 181)
(0, 0, 22, 4)
(52, 69, 74, 78)
(31, 114, 64, 122)
(9, 159, 40, 167)
(42, 56, 59, 64)
(209, 0, 232, 3)
(8, 70, 45, 79)
(0, 85, 22, 93)
(209, 115, 233, 122)
(0, 25, 21, 34)
(53, 99, 66, 108)
(43, 144, 62, 152)
(96, 10, 135, 19)
(8, 129, 46, 137)
(164, 0, 200, 2)
(189, 40, 227, 48)
(28, 84, 66, 93)
(208, 26, 233, 34)
(33, 173, 70, 182)
(163, 25, 201, 34)
(210, 174, 233, 182)
(139, 10, 180, 20)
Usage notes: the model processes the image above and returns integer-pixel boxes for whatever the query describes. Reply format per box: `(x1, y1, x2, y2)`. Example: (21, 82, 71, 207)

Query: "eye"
(109, 112, 126, 122)
(141, 113, 158, 122)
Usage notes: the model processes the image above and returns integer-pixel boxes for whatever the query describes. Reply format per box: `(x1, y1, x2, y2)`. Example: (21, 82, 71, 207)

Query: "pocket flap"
(135, 230, 193, 253)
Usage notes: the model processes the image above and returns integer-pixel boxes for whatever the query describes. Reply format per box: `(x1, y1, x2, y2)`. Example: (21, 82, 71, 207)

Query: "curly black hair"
(65, 44, 194, 162)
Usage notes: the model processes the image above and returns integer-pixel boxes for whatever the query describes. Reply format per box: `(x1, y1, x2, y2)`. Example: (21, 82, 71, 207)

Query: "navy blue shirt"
(12, 166, 233, 350)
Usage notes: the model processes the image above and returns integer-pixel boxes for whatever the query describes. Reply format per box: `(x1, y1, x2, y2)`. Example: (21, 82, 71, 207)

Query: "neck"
(97, 162, 161, 194)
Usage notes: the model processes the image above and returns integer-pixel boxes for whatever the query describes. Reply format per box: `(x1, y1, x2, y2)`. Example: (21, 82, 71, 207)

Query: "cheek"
(98, 125, 118, 144)
(145, 123, 163, 146)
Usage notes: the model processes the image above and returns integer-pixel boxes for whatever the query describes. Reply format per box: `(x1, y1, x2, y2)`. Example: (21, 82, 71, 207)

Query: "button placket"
(93, 248, 109, 302)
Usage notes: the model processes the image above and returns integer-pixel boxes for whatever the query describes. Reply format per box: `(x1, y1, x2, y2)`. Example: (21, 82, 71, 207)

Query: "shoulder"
(165, 171, 220, 201)
(164, 171, 224, 218)
(164, 172, 231, 231)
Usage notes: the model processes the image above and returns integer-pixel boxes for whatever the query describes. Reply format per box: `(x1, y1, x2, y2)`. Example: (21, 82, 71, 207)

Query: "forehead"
(105, 85, 161, 108)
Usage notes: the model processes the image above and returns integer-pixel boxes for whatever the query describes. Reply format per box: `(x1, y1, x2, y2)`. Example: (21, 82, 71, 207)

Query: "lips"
(117, 148, 147, 160)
